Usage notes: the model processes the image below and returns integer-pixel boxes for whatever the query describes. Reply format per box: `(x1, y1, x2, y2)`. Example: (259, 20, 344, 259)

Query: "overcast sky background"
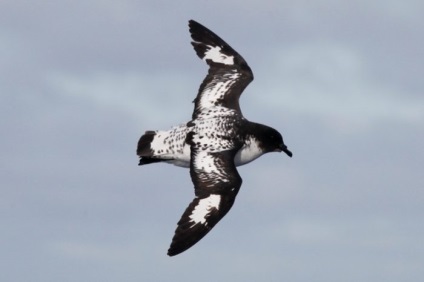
(1, 1, 423, 281)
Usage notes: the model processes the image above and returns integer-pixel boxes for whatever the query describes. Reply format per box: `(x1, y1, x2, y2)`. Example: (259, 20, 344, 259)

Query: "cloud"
(1, 1, 423, 281)
(254, 41, 423, 133)
(45, 70, 196, 126)
(49, 240, 142, 263)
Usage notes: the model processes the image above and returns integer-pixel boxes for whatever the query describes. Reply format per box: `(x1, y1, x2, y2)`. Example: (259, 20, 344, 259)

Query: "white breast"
(234, 137, 264, 167)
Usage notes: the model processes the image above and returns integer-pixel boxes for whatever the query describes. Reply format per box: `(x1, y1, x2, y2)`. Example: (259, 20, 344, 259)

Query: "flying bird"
(137, 20, 292, 256)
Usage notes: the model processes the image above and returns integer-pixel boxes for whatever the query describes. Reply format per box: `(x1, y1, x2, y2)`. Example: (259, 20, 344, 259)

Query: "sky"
(1, 0, 423, 281)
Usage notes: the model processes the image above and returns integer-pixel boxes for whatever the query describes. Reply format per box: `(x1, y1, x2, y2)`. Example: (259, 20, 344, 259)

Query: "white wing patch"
(198, 72, 240, 111)
(193, 151, 217, 173)
(203, 46, 234, 65)
(190, 132, 234, 175)
(189, 194, 221, 226)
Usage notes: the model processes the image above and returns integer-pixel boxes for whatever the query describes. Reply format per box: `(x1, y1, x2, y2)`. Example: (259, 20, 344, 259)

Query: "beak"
(279, 144, 293, 158)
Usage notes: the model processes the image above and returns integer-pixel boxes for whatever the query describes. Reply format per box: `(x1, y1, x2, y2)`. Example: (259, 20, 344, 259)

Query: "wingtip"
(167, 245, 185, 257)
(167, 248, 178, 257)
(188, 19, 202, 34)
(166, 236, 195, 257)
(188, 19, 200, 27)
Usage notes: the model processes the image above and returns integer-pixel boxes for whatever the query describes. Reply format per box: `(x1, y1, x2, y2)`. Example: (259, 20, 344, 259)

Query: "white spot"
(189, 194, 221, 226)
(204, 46, 234, 65)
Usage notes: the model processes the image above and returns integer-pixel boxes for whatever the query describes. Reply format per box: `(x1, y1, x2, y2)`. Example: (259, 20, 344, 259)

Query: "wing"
(189, 20, 254, 119)
(167, 142, 242, 256)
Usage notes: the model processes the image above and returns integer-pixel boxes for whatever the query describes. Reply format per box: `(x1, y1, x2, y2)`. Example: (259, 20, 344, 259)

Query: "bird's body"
(137, 20, 292, 256)
(138, 111, 275, 168)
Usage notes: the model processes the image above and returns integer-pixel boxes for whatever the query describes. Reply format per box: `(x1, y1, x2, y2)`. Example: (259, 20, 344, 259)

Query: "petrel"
(137, 20, 292, 256)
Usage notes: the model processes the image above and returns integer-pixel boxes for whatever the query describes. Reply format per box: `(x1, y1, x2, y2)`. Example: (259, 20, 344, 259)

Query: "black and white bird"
(137, 20, 292, 256)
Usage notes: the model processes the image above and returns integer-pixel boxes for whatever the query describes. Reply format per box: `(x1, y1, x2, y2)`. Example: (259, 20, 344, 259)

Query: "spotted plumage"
(137, 20, 292, 256)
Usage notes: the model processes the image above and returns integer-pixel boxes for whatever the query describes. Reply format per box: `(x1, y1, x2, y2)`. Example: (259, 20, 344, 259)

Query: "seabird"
(137, 20, 292, 256)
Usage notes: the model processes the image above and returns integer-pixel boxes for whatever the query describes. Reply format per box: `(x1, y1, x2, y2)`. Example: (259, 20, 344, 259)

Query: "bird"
(137, 20, 292, 256)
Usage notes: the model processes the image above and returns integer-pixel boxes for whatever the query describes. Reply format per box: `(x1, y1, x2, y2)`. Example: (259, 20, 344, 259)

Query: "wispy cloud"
(255, 41, 423, 132)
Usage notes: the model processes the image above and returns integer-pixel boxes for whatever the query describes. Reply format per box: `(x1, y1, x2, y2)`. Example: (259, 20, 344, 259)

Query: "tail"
(137, 131, 164, 166)
(137, 130, 155, 156)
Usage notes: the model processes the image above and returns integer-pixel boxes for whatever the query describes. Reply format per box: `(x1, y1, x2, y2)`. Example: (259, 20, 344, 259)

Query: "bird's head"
(258, 125, 292, 157)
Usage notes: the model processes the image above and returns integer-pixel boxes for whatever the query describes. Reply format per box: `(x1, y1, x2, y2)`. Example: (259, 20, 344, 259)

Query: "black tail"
(137, 131, 160, 166)
(137, 131, 155, 156)
(138, 157, 164, 166)
(137, 130, 175, 166)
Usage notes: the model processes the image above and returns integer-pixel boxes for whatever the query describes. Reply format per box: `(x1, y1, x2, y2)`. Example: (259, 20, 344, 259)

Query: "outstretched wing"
(167, 140, 242, 256)
(189, 20, 254, 119)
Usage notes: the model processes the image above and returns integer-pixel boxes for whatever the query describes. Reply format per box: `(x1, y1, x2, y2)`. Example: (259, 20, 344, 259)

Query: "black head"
(256, 124, 292, 157)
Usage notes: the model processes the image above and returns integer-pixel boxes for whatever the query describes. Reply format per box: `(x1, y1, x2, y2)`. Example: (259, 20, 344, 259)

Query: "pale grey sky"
(1, 1, 423, 281)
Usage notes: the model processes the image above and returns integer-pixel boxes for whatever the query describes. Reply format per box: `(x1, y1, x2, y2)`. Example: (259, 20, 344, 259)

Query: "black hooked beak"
(279, 144, 293, 157)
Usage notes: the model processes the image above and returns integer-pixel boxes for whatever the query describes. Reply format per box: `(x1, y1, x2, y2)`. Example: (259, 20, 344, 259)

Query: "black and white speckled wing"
(189, 20, 254, 119)
(167, 138, 242, 256)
